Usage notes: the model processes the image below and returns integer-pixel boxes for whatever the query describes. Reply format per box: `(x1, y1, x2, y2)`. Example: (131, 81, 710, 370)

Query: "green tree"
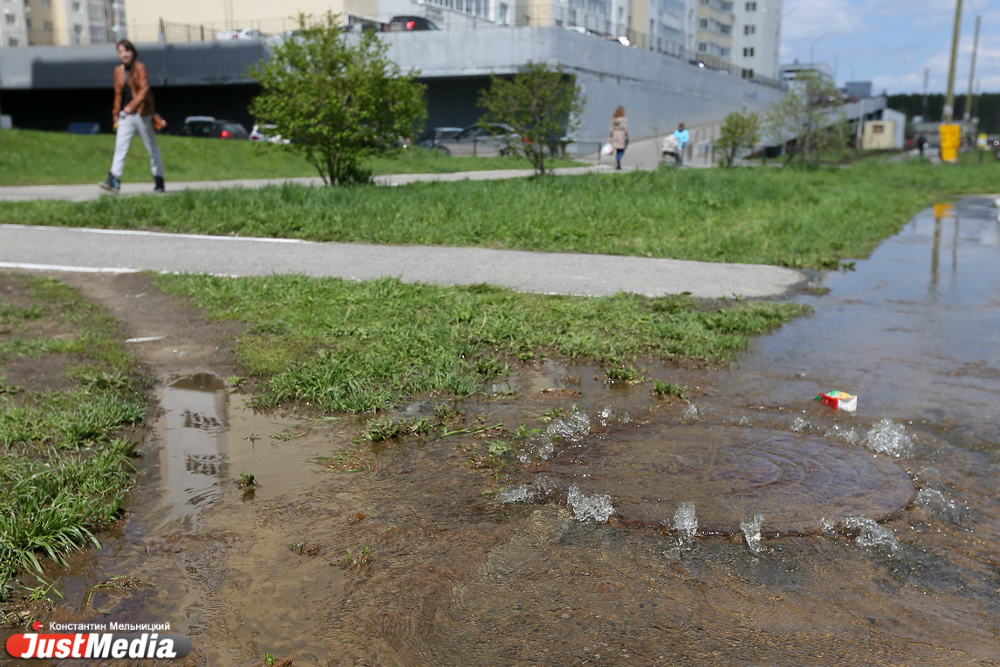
(716, 108, 761, 167)
(249, 12, 427, 185)
(477, 62, 585, 176)
(765, 70, 849, 166)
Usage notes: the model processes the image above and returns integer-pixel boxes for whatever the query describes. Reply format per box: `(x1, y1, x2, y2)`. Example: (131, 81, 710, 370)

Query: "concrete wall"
(0, 27, 786, 142)
(379, 27, 785, 142)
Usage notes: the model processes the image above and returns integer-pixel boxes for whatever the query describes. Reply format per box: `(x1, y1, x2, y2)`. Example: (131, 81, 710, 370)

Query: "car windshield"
(456, 127, 484, 139)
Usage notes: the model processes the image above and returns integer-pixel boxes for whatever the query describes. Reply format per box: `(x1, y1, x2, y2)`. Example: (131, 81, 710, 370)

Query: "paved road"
(0, 140, 806, 299)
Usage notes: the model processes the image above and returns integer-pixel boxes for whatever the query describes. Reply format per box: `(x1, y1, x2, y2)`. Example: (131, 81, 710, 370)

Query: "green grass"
(0, 273, 149, 610)
(0, 128, 582, 186)
(2, 158, 998, 269)
(154, 274, 809, 414)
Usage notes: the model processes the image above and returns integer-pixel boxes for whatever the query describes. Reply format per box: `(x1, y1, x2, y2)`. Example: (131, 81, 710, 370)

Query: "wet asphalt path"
(0, 161, 806, 299)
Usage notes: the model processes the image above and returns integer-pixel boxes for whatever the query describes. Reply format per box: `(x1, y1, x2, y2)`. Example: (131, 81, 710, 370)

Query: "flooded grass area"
(3, 197, 1000, 665)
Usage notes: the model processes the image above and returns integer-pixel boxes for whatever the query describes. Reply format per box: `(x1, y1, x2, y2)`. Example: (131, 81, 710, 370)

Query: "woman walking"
(99, 39, 165, 194)
(609, 106, 628, 170)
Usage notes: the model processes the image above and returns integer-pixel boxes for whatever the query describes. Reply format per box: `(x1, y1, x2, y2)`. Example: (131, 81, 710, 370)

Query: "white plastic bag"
(601, 142, 613, 155)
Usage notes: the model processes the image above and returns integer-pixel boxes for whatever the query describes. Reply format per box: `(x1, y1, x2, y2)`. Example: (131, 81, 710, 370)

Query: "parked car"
(216, 28, 265, 40)
(383, 16, 439, 31)
(173, 116, 249, 140)
(249, 123, 289, 144)
(416, 126, 463, 149)
(432, 123, 517, 157)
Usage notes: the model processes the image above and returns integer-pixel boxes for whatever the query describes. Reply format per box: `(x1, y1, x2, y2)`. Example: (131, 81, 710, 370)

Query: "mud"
(4, 197, 1000, 665)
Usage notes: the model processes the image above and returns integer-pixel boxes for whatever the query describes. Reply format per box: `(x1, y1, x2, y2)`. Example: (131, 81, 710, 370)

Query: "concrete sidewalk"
(0, 223, 806, 299)
(0, 134, 715, 203)
(0, 141, 806, 299)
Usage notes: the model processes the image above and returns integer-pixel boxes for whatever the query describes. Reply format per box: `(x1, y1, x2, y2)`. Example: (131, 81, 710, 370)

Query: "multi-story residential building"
(1, 0, 30, 46)
(1, 0, 122, 46)
(731, 0, 780, 81)
(116, 0, 776, 79)
(696, 0, 780, 81)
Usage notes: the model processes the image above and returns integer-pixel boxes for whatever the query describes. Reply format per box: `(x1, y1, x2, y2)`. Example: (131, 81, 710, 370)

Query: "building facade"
(11, 0, 779, 80)
(695, 0, 780, 81)
(0, 0, 122, 46)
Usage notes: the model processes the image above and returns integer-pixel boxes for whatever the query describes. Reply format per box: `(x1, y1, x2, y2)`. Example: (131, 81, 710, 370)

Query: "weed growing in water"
(237, 472, 258, 488)
(336, 545, 372, 570)
(314, 449, 380, 473)
(652, 381, 688, 399)
(604, 363, 641, 383)
(359, 416, 432, 442)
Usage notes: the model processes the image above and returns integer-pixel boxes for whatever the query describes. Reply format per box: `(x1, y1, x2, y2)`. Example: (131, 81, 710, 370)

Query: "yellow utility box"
(939, 123, 962, 162)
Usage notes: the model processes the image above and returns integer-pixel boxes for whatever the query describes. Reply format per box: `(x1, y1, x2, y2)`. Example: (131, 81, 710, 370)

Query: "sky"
(780, 0, 1000, 96)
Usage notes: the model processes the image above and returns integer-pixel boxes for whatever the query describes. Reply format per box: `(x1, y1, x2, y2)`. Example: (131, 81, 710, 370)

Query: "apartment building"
(0, 0, 122, 46)
(696, 0, 780, 81)
(0, 0, 782, 81)
(1, 0, 29, 46)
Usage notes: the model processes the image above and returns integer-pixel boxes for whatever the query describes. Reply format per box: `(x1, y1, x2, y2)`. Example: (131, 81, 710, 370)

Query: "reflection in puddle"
(152, 373, 228, 529)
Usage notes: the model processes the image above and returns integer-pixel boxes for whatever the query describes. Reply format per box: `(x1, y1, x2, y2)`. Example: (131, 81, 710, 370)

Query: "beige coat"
(610, 116, 628, 150)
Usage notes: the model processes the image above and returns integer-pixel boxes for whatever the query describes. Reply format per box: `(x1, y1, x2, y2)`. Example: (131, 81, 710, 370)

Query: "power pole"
(922, 68, 929, 120)
(964, 15, 980, 123)
(943, 0, 963, 122)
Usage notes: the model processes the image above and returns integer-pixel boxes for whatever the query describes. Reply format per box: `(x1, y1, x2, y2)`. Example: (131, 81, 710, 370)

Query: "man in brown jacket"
(99, 39, 166, 193)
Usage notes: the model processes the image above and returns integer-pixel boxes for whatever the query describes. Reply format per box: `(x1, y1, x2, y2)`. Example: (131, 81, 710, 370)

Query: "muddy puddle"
(6, 197, 1000, 665)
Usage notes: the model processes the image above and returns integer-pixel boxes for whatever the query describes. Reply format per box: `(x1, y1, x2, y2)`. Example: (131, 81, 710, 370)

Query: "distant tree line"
(888, 93, 1000, 135)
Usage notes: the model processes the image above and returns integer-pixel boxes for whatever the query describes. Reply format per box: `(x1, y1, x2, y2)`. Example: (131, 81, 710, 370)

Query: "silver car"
(432, 123, 518, 157)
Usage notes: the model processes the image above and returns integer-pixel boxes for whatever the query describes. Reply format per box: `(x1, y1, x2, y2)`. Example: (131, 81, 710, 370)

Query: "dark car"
(173, 116, 249, 139)
(383, 16, 439, 31)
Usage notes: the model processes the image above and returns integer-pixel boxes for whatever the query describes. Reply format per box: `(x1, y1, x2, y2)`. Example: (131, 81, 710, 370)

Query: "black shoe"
(153, 176, 165, 193)
(98, 174, 121, 193)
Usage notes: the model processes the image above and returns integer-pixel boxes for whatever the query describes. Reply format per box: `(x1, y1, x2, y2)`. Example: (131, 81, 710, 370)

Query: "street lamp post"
(810, 33, 829, 67)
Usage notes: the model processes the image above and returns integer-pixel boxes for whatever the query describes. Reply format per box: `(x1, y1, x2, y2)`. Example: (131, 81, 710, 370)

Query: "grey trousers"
(110, 113, 164, 180)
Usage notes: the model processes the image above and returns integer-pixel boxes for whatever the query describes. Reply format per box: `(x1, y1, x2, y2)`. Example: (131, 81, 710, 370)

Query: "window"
(873, 124, 885, 134)
(44, 20, 52, 32)
(498, 2, 507, 23)
(8, 37, 17, 45)
(744, 24, 755, 35)
(743, 47, 754, 57)
(745, 1, 756, 10)
(4, 13, 14, 23)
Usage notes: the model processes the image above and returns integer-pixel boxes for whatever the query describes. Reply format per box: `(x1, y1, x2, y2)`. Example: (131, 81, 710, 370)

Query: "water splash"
(497, 475, 557, 504)
(824, 424, 861, 446)
(673, 502, 698, 547)
(790, 416, 809, 432)
(843, 516, 901, 555)
(566, 484, 614, 523)
(739, 514, 765, 554)
(546, 409, 591, 443)
(916, 487, 968, 525)
(597, 406, 632, 427)
(863, 419, 913, 457)
(681, 402, 701, 422)
(518, 436, 555, 462)
(517, 410, 591, 462)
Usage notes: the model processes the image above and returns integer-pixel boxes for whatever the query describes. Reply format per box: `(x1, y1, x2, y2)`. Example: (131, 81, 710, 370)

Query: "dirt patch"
(56, 271, 245, 379)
